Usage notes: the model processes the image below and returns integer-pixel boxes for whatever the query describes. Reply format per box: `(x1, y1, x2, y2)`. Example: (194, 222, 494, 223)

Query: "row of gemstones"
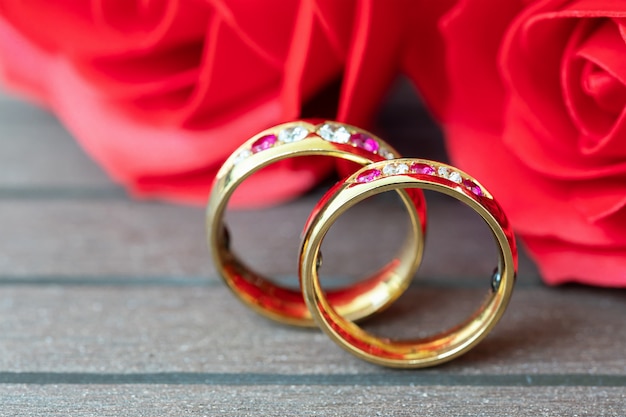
(231, 122, 484, 197)
(232, 122, 395, 164)
(355, 161, 484, 197)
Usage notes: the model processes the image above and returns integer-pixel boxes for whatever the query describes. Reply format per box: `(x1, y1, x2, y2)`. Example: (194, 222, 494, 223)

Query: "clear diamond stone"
(383, 163, 409, 175)
(378, 147, 395, 159)
(317, 123, 351, 143)
(233, 149, 252, 164)
(396, 163, 409, 174)
(449, 171, 462, 183)
(278, 126, 309, 143)
(437, 166, 450, 178)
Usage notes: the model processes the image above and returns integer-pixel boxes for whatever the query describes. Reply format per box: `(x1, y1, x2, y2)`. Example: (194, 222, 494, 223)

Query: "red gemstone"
(356, 168, 382, 183)
(251, 134, 278, 153)
(463, 179, 483, 196)
(410, 162, 435, 175)
(350, 133, 380, 153)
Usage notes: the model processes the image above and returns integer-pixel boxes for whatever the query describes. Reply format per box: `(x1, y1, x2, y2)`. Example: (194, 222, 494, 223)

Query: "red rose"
(418, 0, 626, 286)
(0, 1, 430, 206)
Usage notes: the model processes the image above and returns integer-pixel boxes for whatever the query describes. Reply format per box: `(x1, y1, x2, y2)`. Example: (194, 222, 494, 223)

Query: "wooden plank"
(1, 286, 624, 374)
(1, 385, 625, 416)
(0, 125, 113, 188)
(0, 113, 115, 188)
(0, 200, 212, 279)
(0, 194, 541, 283)
(0, 91, 58, 125)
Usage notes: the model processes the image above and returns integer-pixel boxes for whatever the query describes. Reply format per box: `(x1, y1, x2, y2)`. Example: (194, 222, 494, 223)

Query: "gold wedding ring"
(300, 159, 517, 366)
(207, 121, 427, 327)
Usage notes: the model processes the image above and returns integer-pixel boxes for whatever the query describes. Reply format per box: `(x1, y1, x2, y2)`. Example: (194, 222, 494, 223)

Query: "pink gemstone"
(350, 133, 380, 153)
(463, 179, 483, 196)
(251, 134, 278, 153)
(410, 162, 435, 175)
(356, 168, 381, 183)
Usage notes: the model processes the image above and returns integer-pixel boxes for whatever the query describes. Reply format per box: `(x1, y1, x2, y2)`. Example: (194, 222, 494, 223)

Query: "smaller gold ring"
(206, 121, 427, 327)
(300, 158, 517, 366)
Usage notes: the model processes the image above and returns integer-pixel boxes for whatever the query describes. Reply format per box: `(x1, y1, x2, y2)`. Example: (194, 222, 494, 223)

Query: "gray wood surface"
(1, 85, 625, 416)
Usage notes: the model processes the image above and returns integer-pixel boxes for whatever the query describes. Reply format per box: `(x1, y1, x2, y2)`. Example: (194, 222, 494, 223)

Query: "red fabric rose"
(0, 0, 434, 206)
(418, 0, 626, 286)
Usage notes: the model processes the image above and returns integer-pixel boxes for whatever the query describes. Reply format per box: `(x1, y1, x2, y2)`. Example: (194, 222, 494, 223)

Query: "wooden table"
(1, 86, 625, 416)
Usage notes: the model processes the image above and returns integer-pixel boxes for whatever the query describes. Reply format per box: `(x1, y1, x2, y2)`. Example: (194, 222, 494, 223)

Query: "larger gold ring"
(300, 158, 517, 366)
(206, 121, 427, 327)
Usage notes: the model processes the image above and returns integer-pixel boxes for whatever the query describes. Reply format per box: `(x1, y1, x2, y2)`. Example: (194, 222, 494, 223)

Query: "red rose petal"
(338, 1, 409, 126)
(571, 181, 626, 224)
(582, 62, 626, 114)
(524, 236, 626, 287)
(498, 3, 626, 176)
(438, 0, 524, 127)
(445, 125, 626, 247)
(562, 20, 626, 156)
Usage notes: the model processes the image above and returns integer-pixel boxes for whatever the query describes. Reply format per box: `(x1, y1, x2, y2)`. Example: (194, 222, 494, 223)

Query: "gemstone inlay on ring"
(230, 122, 399, 168)
(437, 166, 450, 178)
(318, 123, 352, 144)
(350, 133, 380, 153)
(410, 162, 435, 175)
(383, 162, 409, 176)
(233, 149, 253, 164)
(356, 168, 382, 183)
(463, 179, 483, 196)
(354, 159, 488, 199)
(279, 126, 310, 143)
(251, 134, 278, 153)
(449, 171, 462, 184)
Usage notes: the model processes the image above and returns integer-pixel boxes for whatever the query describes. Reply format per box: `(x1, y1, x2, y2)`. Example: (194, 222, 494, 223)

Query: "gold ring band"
(299, 158, 517, 365)
(206, 121, 427, 327)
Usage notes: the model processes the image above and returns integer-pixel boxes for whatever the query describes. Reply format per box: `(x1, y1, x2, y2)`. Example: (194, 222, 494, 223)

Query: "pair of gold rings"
(206, 121, 517, 368)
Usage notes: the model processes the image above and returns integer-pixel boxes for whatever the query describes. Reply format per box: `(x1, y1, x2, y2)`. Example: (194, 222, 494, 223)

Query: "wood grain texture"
(0, 195, 541, 282)
(2, 385, 626, 417)
(1, 286, 625, 375)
